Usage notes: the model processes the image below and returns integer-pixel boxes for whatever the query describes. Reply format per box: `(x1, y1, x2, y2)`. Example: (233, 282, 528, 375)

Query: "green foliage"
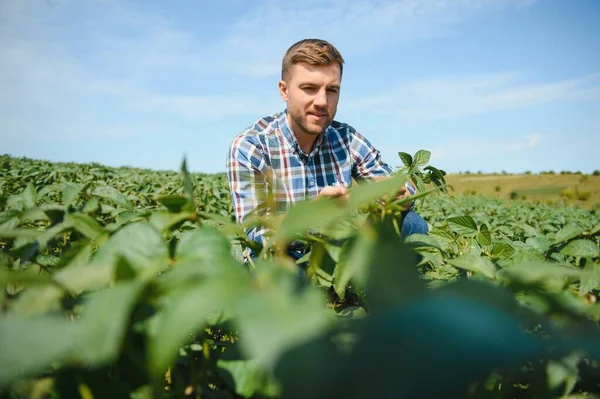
(579, 191, 591, 201)
(397, 149, 448, 195)
(561, 187, 592, 202)
(1, 154, 600, 399)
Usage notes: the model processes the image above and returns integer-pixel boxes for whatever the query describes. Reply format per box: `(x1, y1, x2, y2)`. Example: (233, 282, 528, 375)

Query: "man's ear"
(278, 80, 289, 102)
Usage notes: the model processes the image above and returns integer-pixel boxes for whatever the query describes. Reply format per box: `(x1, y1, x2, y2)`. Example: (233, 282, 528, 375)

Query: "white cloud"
(507, 133, 543, 151)
(427, 133, 545, 161)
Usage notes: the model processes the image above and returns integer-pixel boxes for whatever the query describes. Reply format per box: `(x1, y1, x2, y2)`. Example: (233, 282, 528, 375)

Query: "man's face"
(278, 62, 341, 138)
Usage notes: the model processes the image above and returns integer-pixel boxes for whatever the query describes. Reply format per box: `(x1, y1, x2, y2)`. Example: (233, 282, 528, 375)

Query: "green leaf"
(447, 215, 478, 235)
(92, 186, 134, 210)
(413, 149, 431, 167)
(554, 223, 584, 244)
(398, 152, 413, 167)
(489, 242, 516, 260)
(412, 175, 426, 196)
(62, 183, 84, 206)
(0, 313, 76, 388)
(82, 197, 100, 213)
(149, 280, 242, 378)
(36, 254, 60, 267)
(22, 183, 37, 209)
(347, 172, 408, 210)
(175, 226, 234, 264)
(336, 306, 368, 318)
(0, 227, 38, 240)
(20, 206, 50, 222)
(10, 246, 110, 315)
(579, 262, 600, 294)
(35, 221, 73, 252)
(157, 195, 191, 213)
(519, 223, 538, 238)
(333, 231, 373, 299)
(476, 223, 492, 247)
(148, 211, 191, 233)
(75, 281, 145, 364)
(65, 213, 106, 240)
(0, 267, 67, 290)
(37, 184, 60, 199)
(504, 248, 546, 265)
(162, 227, 250, 294)
(277, 198, 346, 242)
(447, 255, 496, 279)
(525, 236, 552, 254)
(560, 239, 599, 258)
(92, 222, 167, 273)
(404, 233, 444, 252)
(429, 227, 457, 242)
(424, 165, 448, 193)
(362, 226, 425, 311)
(0, 281, 143, 387)
(114, 256, 137, 281)
(305, 241, 334, 288)
(233, 267, 334, 369)
(217, 359, 281, 398)
(547, 351, 585, 397)
(499, 261, 584, 286)
(180, 157, 196, 212)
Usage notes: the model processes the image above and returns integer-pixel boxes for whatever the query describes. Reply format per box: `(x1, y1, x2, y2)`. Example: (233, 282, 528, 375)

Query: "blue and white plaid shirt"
(226, 110, 411, 256)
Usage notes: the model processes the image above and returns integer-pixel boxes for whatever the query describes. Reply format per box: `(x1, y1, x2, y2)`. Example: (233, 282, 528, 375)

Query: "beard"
(288, 108, 332, 136)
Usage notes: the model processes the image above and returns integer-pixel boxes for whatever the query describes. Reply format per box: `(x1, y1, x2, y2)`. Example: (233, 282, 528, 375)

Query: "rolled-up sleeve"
(349, 128, 394, 180)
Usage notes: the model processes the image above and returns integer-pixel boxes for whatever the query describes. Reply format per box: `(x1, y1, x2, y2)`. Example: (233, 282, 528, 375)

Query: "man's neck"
(286, 113, 318, 154)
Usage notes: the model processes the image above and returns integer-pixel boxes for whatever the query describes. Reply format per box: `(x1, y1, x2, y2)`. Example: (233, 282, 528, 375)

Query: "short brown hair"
(281, 38, 345, 81)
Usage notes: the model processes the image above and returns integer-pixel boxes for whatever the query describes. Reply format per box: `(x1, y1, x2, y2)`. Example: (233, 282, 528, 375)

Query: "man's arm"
(226, 136, 271, 254)
(349, 128, 394, 180)
(348, 127, 416, 204)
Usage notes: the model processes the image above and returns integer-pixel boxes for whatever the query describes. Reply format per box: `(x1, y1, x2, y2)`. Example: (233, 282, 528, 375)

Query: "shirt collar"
(278, 109, 328, 156)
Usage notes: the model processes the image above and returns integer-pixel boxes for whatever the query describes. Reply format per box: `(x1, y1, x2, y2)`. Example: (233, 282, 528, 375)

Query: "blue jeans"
(400, 210, 429, 237)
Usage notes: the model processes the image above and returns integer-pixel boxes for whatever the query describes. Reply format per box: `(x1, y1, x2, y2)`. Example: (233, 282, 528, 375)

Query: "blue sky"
(1, 0, 599, 174)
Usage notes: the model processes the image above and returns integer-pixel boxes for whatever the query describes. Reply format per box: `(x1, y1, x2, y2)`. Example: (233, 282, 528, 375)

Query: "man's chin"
(304, 122, 329, 136)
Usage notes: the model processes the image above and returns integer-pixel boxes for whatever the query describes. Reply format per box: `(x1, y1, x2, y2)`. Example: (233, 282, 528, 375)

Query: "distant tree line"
(456, 170, 600, 176)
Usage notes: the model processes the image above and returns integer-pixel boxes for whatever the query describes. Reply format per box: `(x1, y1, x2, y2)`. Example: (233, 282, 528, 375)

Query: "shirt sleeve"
(348, 127, 394, 180)
(226, 135, 271, 251)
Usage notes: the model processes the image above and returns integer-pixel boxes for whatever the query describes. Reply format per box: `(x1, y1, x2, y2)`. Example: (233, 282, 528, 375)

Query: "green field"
(445, 173, 600, 210)
(1, 153, 599, 398)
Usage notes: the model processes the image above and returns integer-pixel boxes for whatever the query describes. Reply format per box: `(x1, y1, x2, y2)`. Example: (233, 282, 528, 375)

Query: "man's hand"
(373, 176, 413, 201)
(318, 185, 349, 204)
(394, 185, 410, 200)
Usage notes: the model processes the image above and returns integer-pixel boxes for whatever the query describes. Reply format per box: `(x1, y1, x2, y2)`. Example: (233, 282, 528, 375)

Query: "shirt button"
(309, 181, 315, 187)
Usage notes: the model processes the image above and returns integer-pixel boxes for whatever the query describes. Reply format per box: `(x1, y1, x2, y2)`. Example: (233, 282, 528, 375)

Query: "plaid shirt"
(226, 110, 407, 256)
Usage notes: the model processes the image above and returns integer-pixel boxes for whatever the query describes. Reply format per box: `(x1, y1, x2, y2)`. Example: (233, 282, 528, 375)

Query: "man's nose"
(314, 89, 327, 108)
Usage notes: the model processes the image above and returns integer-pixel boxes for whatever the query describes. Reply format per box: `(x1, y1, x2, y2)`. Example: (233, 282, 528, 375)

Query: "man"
(226, 38, 428, 263)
